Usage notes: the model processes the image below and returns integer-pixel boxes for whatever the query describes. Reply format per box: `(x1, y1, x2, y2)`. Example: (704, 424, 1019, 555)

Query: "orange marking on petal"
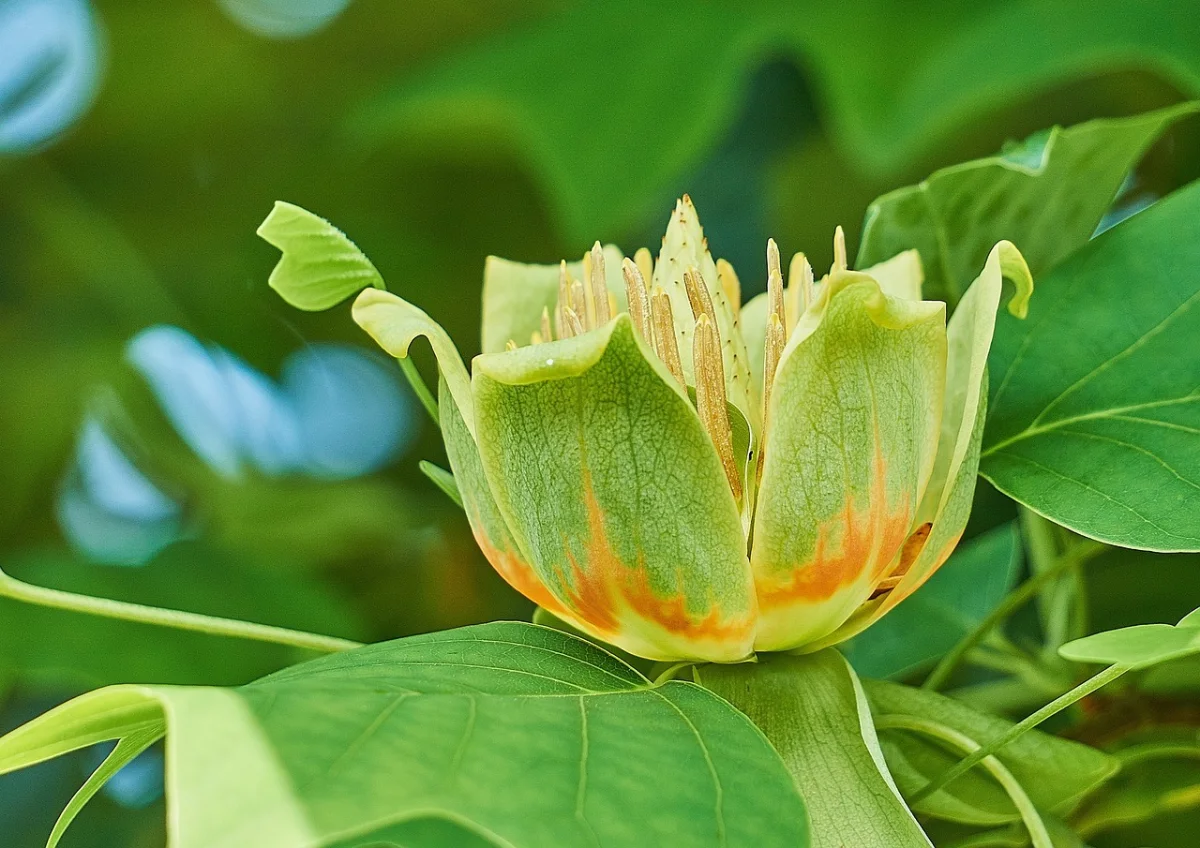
(871, 522, 932, 599)
(884, 528, 963, 608)
(757, 447, 913, 608)
(468, 513, 573, 618)
(556, 476, 754, 646)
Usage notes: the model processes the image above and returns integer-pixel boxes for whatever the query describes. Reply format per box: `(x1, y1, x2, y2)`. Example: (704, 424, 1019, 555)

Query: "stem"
(923, 538, 1104, 691)
(911, 663, 1130, 804)
(875, 715, 1052, 848)
(0, 569, 362, 655)
(400, 356, 439, 425)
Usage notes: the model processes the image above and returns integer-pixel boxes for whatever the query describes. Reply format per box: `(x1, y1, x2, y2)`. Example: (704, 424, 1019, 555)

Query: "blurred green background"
(2, 1, 1200, 844)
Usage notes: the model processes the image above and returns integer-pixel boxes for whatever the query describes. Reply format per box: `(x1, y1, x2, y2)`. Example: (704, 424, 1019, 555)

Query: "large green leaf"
(0, 622, 809, 848)
(858, 103, 1198, 304)
(353, 0, 1200, 242)
(864, 680, 1118, 826)
(842, 522, 1021, 679)
(701, 650, 932, 848)
(981, 180, 1200, 552)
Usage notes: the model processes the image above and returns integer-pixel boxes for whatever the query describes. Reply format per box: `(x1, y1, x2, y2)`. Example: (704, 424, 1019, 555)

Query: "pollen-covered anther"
(650, 287, 685, 387)
(694, 313, 742, 500)
(569, 278, 589, 330)
(683, 266, 716, 322)
(622, 258, 651, 341)
(763, 259, 787, 414)
(562, 306, 584, 339)
(505, 339, 518, 351)
(833, 225, 848, 273)
(540, 306, 553, 344)
(589, 241, 611, 325)
(716, 258, 741, 317)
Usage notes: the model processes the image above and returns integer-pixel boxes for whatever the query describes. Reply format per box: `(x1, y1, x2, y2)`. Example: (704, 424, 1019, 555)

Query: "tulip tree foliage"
(3, 104, 1200, 848)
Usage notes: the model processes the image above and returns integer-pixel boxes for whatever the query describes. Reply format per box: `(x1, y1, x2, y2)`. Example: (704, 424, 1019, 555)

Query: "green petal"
(472, 316, 756, 662)
(862, 249, 924, 301)
(750, 274, 947, 652)
(819, 243, 1033, 647)
(439, 376, 571, 618)
(481, 245, 627, 354)
(652, 197, 759, 432)
(256, 201, 384, 311)
(352, 288, 475, 439)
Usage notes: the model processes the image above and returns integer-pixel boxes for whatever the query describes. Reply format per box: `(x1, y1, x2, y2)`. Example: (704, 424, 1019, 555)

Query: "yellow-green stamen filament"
(650, 287, 685, 387)
(622, 257, 651, 341)
(694, 313, 741, 500)
(589, 241, 611, 325)
(833, 225, 848, 273)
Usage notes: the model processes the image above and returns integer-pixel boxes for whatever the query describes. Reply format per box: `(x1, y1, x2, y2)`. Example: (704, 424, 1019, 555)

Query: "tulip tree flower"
(259, 197, 1032, 663)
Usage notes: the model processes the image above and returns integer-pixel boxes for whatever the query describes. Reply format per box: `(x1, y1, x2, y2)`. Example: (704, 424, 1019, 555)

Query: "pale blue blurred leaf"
(216, 0, 350, 39)
(0, 0, 102, 153)
(281, 344, 412, 480)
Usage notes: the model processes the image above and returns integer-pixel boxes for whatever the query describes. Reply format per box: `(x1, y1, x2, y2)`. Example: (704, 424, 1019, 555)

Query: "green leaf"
(472, 316, 756, 662)
(353, 0, 1200, 243)
(864, 680, 1118, 826)
(1059, 608, 1200, 668)
(700, 650, 932, 848)
(981, 179, 1200, 552)
(257, 201, 384, 311)
(859, 103, 1199, 304)
(0, 622, 810, 848)
(842, 522, 1021, 679)
(751, 273, 946, 652)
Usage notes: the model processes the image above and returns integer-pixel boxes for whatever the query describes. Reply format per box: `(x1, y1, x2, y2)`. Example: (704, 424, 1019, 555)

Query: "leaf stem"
(923, 537, 1104, 691)
(910, 662, 1130, 804)
(0, 568, 362, 655)
(400, 356, 439, 425)
(875, 714, 1052, 848)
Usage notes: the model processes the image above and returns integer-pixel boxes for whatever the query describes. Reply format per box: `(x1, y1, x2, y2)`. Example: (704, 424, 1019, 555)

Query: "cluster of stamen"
(516, 225, 852, 504)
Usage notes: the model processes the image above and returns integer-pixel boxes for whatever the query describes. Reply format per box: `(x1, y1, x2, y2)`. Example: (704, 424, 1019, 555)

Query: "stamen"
(683, 266, 716, 323)
(540, 306, 553, 344)
(716, 258, 740, 317)
(562, 306, 584, 338)
(767, 238, 782, 282)
(757, 311, 786, 484)
(789, 252, 814, 314)
(530, 331, 543, 345)
(650, 287, 685, 387)
(505, 339, 518, 351)
(557, 263, 570, 338)
(622, 258, 651, 340)
(634, 247, 654, 291)
(694, 313, 742, 500)
(590, 242, 611, 324)
(833, 226, 847, 273)
(569, 279, 589, 330)
(579, 251, 596, 328)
